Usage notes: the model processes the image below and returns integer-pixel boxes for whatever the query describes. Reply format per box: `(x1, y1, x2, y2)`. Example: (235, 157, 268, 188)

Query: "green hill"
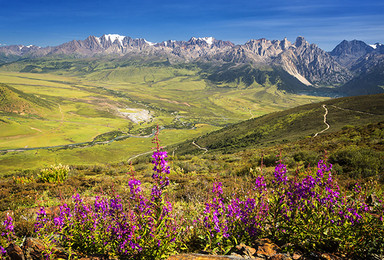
(338, 62, 384, 96)
(175, 93, 384, 154)
(0, 83, 53, 115)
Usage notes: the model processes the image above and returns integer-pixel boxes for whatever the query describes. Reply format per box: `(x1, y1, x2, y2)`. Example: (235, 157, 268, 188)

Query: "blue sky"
(0, 0, 383, 51)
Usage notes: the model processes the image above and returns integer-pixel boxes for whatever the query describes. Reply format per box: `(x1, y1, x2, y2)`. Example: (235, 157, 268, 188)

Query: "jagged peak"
(189, 37, 215, 45)
(95, 34, 157, 46)
(280, 37, 291, 49)
(295, 36, 308, 47)
(99, 34, 126, 45)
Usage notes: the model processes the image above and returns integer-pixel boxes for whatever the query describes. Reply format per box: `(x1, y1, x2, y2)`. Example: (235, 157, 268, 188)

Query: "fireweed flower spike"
(273, 162, 288, 185)
(2, 214, 14, 236)
(151, 125, 170, 200)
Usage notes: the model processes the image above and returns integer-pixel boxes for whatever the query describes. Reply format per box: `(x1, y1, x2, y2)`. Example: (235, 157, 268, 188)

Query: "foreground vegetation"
(0, 126, 383, 259)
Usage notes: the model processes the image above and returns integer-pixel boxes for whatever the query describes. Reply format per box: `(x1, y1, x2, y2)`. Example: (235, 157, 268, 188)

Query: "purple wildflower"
(273, 163, 288, 185)
(3, 213, 14, 234)
(212, 182, 223, 195)
(35, 207, 47, 232)
(254, 176, 267, 194)
(128, 178, 142, 198)
(0, 246, 6, 255)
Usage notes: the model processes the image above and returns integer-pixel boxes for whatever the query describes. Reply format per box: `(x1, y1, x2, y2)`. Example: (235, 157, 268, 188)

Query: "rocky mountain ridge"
(0, 34, 383, 93)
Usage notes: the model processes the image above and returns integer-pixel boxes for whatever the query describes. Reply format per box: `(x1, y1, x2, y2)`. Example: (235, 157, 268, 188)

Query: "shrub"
(330, 147, 383, 178)
(293, 150, 319, 167)
(38, 164, 69, 183)
(13, 175, 34, 185)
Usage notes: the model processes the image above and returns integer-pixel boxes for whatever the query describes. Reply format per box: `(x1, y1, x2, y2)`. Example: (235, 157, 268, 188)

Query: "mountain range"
(0, 34, 383, 96)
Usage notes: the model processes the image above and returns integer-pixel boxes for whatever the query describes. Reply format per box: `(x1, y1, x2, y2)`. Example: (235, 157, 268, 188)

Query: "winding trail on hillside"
(30, 127, 42, 133)
(59, 105, 64, 122)
(330, 105, 377, 115)
(127, 150, 154, 162)
(126, 144, 173, 162)
(192, 141, 208, 153)
(313, 104, 330, 137)
(246, 107, 254, 119)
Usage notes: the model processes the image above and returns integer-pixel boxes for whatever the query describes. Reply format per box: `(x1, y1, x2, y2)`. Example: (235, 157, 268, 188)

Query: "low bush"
(330, 147, 383, 178)
(38, 164, 69, 184)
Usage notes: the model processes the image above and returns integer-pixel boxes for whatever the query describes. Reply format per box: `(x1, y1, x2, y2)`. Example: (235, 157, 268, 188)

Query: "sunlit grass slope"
(176, 93, 384, 154)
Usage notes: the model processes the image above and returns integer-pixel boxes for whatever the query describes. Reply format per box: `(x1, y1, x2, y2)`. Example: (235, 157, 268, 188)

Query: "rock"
(229, 253, 244, 258)
(269, 254, 292, 260)
(254, 239, 281, 258)
(167, 253, 248, 259)
(366, 193, 380, 207)
(6, 243, 25, 260)
(235, 243, 256, 257)
(22, 237, 68, 260)
(320, 253, 332, 260)
(22, 237, 45, 260)
(44, 206, 61, 217)
(292, 253, 302, 260)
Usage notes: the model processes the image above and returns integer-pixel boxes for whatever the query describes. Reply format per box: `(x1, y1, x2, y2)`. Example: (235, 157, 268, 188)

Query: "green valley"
(0, 58, 328, 174)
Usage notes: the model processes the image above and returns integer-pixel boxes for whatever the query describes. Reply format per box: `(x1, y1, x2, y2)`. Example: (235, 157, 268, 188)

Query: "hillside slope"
(0, 83, 53, 115)
(175, 94, 384, 154)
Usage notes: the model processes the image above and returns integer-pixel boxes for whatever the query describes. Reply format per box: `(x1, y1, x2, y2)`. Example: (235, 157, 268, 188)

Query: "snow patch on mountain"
(104, 34, 126, 44)
(191, 37, 215, 45)
(370, 43, 383, 49)
(200, 37, 214, 45)
(144, 39, 155, 46)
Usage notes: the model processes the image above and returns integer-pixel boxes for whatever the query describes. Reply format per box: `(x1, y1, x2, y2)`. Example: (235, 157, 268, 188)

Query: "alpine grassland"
(0, 58, 383, 259)
(0, 59, 327, 174)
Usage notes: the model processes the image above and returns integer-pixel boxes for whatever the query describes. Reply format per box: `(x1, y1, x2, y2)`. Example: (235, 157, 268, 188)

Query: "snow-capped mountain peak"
(200, 37, 214, 45)
(370, 43, 383, 49)
(144, 39, 155, 46)
(100, 34, 126, 45)
(190, 37, 215, 45)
